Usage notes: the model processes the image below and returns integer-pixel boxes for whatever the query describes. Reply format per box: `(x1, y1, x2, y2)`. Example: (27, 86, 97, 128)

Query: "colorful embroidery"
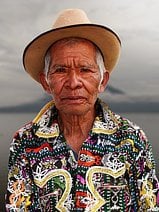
(6, 99, 159, 211)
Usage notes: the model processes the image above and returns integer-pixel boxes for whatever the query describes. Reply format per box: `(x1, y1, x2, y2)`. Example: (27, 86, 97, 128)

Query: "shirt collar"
(92, 100, 120, 134)
(32, 99, 119, 138)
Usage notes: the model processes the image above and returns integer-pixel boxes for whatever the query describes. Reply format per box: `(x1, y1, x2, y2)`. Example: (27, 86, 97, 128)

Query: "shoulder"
(11, 101, 56, 148)
(101, 101, 148, 149)
(10, 121, 35, 156)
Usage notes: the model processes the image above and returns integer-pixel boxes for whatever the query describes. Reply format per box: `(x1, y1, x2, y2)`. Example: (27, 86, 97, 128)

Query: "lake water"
(0, 112, 158, 210)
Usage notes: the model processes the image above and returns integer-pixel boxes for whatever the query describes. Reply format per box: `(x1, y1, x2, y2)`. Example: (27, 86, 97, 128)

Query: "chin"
(60, 105, 91, 116)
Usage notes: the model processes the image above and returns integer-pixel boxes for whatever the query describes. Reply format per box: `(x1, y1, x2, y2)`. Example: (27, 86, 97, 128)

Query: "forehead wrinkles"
(58, 57, 97, 68)
(50, 40, 97, 64)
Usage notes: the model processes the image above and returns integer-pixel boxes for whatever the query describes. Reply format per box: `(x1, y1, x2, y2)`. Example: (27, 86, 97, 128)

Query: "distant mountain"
(0, 93, 159, 113)
(106, 85, 125, 95)
(0, 85, 159, 113)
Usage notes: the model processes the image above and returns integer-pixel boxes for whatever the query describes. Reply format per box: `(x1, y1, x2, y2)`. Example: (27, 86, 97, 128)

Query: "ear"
(98, 71, 109, 93)
(39, 72, 51, 94)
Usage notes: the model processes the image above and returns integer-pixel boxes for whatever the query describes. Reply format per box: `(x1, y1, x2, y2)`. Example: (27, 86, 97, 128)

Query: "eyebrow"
(51, 64, 70, 68)
(51, 63, 97, 69)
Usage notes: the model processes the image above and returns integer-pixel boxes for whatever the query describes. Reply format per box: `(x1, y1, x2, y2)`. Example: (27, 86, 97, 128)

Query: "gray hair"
(44, 38, 106, 81)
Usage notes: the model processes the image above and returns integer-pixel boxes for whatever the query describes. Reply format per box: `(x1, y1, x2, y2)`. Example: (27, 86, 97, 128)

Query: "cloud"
(0, 0, 159, 106)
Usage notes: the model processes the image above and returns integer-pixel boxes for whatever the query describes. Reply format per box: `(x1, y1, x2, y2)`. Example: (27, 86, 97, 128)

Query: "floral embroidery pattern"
(6, 100, 159, 211)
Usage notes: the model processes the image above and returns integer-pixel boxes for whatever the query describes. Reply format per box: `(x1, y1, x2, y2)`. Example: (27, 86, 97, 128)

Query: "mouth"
(61, 96, 87, 103)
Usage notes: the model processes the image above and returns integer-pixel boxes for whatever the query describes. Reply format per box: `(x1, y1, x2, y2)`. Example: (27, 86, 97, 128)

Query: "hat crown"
(53, 9, 91, 29)
(23, 8, 121, 83)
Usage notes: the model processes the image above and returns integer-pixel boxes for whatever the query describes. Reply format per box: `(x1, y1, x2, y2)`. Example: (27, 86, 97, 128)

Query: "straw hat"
(23, 8, 121, 83)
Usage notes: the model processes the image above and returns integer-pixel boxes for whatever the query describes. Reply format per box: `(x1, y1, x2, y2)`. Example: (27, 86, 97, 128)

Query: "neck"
(58, 109, 95, 153)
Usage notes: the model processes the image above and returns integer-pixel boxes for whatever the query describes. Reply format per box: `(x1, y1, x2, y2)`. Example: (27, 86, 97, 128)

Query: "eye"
(54, 67, 67, 73)
(49, 66, 68, 74)
(80, 67, 92, 73)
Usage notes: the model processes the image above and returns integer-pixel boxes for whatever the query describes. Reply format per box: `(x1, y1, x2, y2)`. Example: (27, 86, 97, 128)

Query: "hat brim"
(23, 24, 121, 83)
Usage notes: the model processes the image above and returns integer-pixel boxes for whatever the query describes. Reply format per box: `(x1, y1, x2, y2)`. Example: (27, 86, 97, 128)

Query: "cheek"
(47, 78, 62, 96)
(84, 75, 101, 92)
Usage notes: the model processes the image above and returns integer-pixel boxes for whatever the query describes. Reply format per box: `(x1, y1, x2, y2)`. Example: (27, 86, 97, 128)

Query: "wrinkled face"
(40, 40, 108, 116)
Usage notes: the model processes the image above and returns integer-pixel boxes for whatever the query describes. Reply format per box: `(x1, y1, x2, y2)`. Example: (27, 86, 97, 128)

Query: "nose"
(65, 69, 82, 89)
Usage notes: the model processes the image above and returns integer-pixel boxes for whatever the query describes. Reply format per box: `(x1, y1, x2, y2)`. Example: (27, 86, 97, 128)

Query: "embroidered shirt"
(6, 100, 159, 211)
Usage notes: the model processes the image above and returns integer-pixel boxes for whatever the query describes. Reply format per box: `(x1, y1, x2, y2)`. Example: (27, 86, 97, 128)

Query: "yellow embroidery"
(9, 180, 31, 208)
(139, 180, 156, 209)
(86, 166, 126, 211)
(116, 139, 138, 152)
(92, 127, 117, 135)
(35, 131, 59, 138)
(34, 169, 72, 212)
(33, 101, 54, 124)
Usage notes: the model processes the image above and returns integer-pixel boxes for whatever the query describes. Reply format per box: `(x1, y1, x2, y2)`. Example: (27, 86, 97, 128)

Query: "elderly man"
(6, 9, 159, 211)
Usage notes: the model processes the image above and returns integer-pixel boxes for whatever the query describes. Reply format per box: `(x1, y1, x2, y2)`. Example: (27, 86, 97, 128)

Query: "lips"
(61, 96, 86, 100)
(60, 96, 87, 103)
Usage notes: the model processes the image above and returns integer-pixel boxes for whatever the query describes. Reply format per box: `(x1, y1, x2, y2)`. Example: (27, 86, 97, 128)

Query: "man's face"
(41, 40, 107, 116)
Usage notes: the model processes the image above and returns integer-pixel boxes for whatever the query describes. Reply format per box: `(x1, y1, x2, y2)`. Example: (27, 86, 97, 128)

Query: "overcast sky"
(1, 0, 159, 107)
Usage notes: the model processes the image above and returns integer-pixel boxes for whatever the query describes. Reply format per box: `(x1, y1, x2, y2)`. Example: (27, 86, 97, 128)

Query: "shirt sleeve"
(5, 131, 34, 211)
(136, 129, 159, 211)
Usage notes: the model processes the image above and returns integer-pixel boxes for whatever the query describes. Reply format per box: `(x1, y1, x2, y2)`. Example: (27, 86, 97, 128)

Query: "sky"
(0, 0, 159, 108)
